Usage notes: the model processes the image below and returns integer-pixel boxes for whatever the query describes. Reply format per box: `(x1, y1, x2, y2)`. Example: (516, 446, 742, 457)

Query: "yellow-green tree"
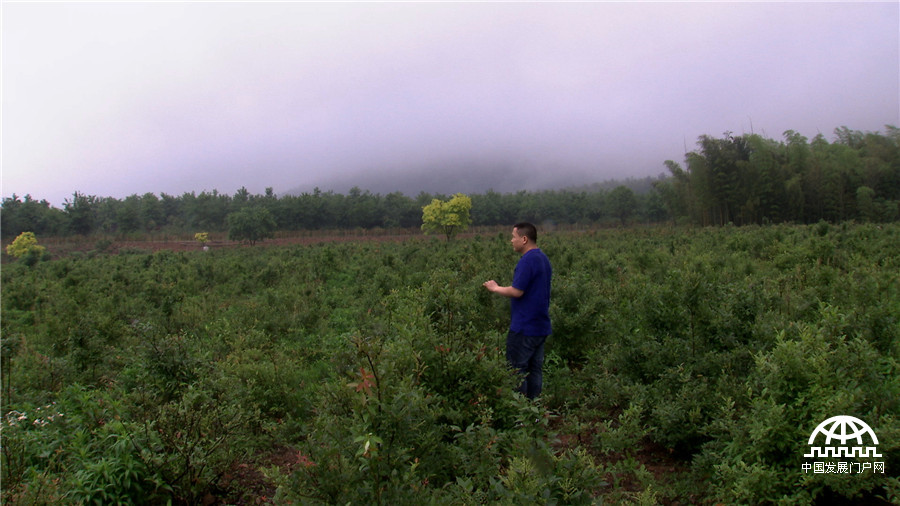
(421, 193, 472, 240)
(5, 231, 46, 262)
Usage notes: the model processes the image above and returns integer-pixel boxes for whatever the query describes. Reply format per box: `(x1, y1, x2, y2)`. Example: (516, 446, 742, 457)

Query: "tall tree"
(607, 186, 638, 225)
(1, 194, 65, 238)
(226, 206, 276, 245)
(64, 192, 98, 235)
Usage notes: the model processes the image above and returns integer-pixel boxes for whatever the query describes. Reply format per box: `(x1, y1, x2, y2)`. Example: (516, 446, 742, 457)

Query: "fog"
(2, 2, 898, 206)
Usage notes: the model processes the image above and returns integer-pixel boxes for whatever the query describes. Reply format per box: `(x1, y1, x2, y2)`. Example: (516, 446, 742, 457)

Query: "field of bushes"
(2, 222, 898, 504)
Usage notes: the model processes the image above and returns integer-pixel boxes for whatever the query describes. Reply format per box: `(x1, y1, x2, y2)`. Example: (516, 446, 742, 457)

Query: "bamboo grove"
(661, 126, 900, 226)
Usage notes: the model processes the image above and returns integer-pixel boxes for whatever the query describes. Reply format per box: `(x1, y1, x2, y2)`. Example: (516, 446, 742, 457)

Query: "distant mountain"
(560, 176, 667, 195)
(284, 160, 664, 197)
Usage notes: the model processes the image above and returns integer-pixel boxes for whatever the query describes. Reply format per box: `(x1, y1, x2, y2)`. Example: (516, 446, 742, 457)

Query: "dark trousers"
(506, 330, 548, 399)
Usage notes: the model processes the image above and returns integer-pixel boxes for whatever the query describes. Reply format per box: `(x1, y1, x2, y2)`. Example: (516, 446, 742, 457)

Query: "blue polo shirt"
(510, 248, 552, 336)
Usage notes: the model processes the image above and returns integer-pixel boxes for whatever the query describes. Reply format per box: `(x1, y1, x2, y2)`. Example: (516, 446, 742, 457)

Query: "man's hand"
(483, 280, 523, 298)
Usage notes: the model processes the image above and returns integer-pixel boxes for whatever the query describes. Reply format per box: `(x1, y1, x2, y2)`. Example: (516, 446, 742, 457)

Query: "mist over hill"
(285, 159, 662, 197)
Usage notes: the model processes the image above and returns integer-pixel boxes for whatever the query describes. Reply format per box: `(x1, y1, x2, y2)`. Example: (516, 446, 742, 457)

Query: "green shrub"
(3, 224, 898, 503)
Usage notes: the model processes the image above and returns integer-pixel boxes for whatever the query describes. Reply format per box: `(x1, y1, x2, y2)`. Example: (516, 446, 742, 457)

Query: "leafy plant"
(421, 193, 472, 240)
(226, 206, 276, 245)
(3, 223, 898, 503)
(5, 231, 48, 265)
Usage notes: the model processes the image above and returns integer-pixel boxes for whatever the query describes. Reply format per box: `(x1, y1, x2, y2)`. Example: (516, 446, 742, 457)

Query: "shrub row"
(2, 223, 897, 503)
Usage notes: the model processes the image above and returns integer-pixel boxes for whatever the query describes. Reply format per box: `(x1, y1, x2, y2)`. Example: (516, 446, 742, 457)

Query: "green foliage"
(135, 385, 253, 503)
(2, 385, 172, 504)
(701, 309, 899, 503)
(666, 126, 900, 225)
(0, 194, 67, 239)
(607, 185, 638, 225)
(2, 223, 898, 503)
(4, 178, 674, 239)
(5, 231, 47, 265)
(227, 205, 276, 245)
(421, 192, 473, 240)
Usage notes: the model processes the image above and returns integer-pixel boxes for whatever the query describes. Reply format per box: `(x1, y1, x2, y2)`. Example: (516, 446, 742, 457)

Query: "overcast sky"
(2, 1, 898, 207)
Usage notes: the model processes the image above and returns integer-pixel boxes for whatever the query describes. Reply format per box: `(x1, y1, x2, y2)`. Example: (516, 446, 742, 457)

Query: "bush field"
(2, 223, 898, 504)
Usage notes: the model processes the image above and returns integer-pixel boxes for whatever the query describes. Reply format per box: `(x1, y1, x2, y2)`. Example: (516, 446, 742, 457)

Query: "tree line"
(658, 126, 900, 225)
(2, 126, 898, 239)
(0, 181, 662, 239)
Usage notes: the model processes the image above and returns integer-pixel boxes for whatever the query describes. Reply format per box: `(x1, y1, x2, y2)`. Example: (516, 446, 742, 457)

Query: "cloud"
(2, 2, 897, 206)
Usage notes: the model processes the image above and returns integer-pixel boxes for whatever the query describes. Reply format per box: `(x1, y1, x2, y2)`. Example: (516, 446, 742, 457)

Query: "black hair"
(513, 222, 538, 243)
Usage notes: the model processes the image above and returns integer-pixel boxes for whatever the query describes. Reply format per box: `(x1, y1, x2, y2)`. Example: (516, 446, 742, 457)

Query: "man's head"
(511, 222, 538, 254)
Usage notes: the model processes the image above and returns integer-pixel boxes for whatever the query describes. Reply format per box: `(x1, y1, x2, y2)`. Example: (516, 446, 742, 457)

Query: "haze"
(2, 1, 898, 207)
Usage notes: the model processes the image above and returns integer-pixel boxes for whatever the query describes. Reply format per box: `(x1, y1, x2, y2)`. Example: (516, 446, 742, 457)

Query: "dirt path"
(25, 229, 502, 260)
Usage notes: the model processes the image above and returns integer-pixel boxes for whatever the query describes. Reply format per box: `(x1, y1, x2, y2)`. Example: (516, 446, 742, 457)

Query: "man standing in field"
(483, 222, 552, 400)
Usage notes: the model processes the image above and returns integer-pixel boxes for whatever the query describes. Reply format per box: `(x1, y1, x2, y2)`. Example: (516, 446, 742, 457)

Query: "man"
(483, 222, 552, 399)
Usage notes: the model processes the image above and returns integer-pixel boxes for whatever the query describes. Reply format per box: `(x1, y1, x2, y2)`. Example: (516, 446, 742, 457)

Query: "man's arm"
(483, 280, 524, 298)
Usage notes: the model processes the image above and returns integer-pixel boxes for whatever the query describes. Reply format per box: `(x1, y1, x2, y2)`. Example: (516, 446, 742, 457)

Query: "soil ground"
(16, 228, 505, 261)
